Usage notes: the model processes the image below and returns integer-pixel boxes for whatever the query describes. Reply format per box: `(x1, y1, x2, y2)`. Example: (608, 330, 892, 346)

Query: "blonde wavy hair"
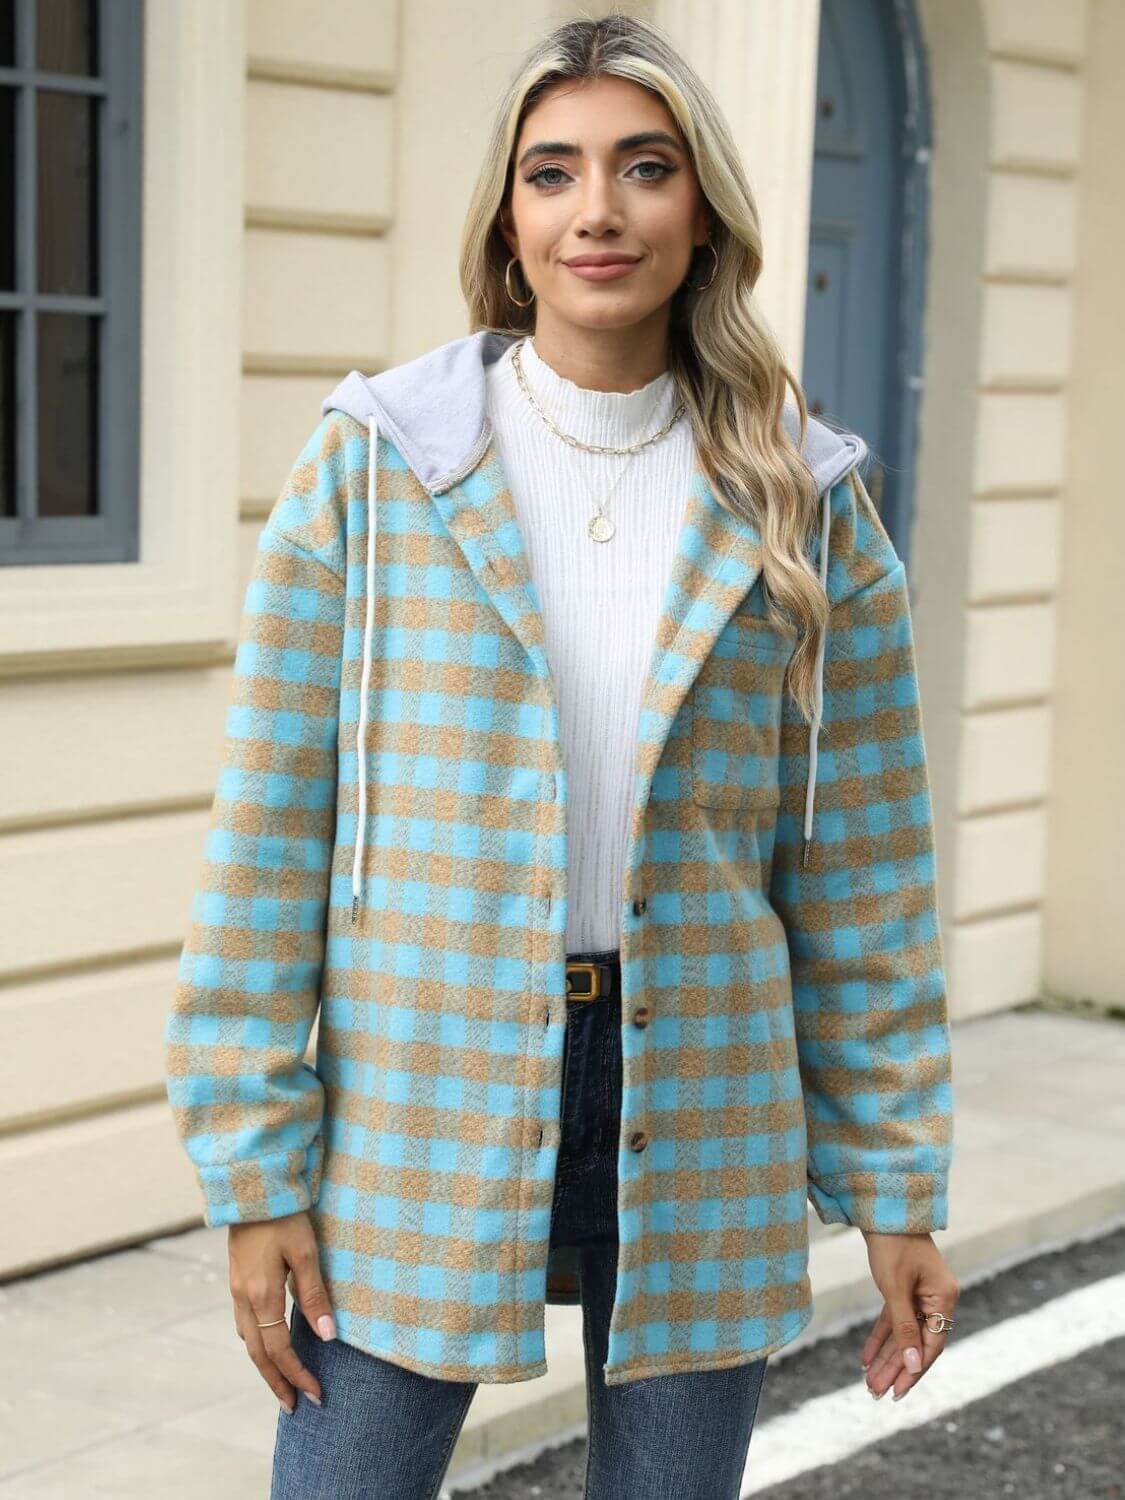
(459, 10, 832, 723)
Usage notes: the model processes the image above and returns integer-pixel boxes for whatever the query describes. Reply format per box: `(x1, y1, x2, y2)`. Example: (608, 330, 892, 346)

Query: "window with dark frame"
(0, 0, 143, 566)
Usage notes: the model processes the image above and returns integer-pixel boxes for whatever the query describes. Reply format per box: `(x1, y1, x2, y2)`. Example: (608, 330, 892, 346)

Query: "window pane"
(37, 89, 98, 296)
(37, 0, 97, 77)
(37, 312, 98, 516)
(0, 310, 15, 519)
(0, 1, 14, 66)
(0, 86, 14, 291)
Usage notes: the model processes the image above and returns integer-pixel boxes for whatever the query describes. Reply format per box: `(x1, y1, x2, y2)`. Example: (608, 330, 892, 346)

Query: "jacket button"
(629, 1130, 649, 1152)
(632, 1006, 651, 1029)
(632, 896, 647, 916)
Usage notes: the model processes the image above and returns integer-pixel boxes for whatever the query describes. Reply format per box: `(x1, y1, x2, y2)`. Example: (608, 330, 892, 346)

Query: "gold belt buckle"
(565, 961, 602, 1000)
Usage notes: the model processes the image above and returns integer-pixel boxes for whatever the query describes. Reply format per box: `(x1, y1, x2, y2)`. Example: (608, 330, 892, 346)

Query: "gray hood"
(321, 328, 867, 497)
(321, 330, 868, 919)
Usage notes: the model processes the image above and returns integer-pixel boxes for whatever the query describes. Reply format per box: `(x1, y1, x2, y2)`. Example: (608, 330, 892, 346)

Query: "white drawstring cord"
(801, 485, 832, 868)
(352, 413, 378, 923)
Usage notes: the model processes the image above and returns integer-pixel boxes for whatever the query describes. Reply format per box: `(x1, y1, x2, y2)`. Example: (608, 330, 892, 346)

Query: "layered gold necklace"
(510, 337, 686, 543)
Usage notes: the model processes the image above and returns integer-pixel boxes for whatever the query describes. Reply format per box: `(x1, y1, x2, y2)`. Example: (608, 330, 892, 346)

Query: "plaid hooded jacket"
(164, 329, 954, 1388)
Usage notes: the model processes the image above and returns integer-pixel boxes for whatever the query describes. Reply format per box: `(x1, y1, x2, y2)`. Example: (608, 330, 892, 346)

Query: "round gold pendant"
(588, 514, 615, 542)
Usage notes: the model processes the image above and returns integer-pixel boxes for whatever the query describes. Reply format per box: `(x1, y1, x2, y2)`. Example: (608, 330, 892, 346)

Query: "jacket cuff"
(194, 1136, 325, 1229)
(807, 1171, 949, 1234)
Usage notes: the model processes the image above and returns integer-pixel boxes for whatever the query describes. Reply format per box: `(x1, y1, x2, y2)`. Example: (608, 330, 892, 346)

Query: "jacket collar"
(325, 332, 868, 896)
(322, 329, 867, 498)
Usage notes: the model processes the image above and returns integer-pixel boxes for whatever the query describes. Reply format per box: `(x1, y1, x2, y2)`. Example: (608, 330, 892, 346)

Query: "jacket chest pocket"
(689, 612, 794, 812)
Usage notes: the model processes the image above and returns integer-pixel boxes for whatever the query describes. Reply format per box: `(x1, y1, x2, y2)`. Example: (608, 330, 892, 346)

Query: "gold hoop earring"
(505, 256, 535, 308)
(684, 238, 718, 292)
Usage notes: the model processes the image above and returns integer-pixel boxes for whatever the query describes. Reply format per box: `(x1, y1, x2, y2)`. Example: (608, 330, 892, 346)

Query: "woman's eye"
(526, 160, 675, 189)
(630, 160, 674, 181)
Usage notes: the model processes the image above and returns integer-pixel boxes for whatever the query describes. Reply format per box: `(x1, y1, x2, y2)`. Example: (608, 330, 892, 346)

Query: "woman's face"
(501, 74, 712, 337)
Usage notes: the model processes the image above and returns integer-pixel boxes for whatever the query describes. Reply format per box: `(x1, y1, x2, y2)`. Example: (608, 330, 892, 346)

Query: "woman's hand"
(859, 1231, 959, 1401)
(228, 1211, 338, 1413)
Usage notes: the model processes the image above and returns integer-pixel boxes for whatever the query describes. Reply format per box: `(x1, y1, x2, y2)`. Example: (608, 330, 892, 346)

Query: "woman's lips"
(563, 259, 641, 281)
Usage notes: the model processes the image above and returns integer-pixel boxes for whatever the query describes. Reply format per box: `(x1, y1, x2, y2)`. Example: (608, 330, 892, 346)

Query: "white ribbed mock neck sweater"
(484, 335, 697, 955)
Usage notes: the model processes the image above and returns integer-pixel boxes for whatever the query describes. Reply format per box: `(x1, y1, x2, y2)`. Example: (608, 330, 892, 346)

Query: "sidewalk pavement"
(2, 1005, 1123, 1497)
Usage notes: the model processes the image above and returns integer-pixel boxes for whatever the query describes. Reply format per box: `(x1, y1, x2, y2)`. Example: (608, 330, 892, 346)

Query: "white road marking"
(740, 1270, 1125, 1495)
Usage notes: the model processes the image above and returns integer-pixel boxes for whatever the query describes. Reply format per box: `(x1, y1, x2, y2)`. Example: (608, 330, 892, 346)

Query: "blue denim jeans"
(270, 948, 769, 1499)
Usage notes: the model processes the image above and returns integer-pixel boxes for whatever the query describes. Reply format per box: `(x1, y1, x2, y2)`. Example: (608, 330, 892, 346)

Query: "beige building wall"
(2, 0, 1117, 1279)
(1046, 0, 1125, 1004)
(1, 0, 246, 1277)
(945, 0, 1090, 1020)
(903, 0, 1091, 1025)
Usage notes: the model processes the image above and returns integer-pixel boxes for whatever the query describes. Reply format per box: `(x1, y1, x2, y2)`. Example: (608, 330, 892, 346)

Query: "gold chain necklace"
(510, 337, 686, 543)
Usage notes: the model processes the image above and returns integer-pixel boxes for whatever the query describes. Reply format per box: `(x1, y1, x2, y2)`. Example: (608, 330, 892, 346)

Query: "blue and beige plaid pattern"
(165, 403, 953, 1387)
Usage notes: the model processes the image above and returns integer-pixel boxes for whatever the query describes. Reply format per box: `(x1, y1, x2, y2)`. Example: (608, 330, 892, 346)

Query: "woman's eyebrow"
(517, 130, 683, 170)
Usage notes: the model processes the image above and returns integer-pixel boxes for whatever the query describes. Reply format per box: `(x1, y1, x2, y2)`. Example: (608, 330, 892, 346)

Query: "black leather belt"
(564, 952, 619, 1001)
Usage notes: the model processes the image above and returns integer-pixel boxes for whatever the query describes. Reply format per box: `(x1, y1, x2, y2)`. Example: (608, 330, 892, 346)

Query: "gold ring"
(917, 1311, 953, 1333)
(256, 1316, 288, 1328)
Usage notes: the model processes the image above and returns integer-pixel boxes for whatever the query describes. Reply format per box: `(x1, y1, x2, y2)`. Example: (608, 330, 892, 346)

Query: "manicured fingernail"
(867, 1385, 880, 1399)
(892, 1389, 906, 1401)
(281, 1399, 295, 1414)
(317, 1315, 337, 1341)
(304, 1392, 322, 1407)
(904, 1346, 922, 1373)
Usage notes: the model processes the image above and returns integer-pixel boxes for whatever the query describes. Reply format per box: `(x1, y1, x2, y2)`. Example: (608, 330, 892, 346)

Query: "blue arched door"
(801, 0, 930, 568)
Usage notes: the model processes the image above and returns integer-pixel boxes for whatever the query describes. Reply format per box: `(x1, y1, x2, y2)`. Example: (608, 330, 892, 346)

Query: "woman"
(164, 13, 958, 1499)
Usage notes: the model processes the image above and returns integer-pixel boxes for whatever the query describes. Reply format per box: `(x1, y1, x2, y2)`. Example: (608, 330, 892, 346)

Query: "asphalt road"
(446, 1220, 1125, 1500)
